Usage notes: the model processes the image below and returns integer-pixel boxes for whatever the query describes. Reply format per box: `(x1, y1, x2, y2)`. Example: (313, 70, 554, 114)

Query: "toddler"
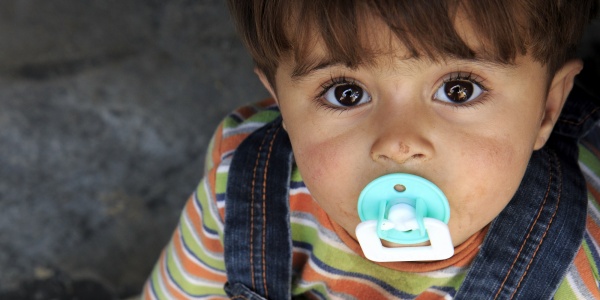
(144, 1, 600, 298)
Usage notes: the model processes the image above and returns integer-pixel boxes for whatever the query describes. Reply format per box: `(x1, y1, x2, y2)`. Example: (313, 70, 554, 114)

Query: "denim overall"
(223, 84, 600, 299)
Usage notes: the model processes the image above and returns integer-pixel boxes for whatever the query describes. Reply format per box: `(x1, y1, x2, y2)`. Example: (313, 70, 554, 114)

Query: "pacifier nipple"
(355, 174, 453, 262)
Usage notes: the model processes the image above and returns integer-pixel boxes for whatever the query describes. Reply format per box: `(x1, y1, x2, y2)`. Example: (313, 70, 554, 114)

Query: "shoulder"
(208, 98, 280, 168)
(204, 99, 280, 219)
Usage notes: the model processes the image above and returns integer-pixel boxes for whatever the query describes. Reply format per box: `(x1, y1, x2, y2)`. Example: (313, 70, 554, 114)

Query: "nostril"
(375, 154, 390, 161)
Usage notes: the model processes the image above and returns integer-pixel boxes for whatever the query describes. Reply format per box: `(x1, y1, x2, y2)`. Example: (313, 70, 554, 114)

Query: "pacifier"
(355, 174, 454, 262)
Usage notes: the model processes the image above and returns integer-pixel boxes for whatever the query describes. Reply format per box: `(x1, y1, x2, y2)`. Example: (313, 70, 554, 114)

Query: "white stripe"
(586, 197, 600, 230)
(145, 281, 158, 300)
(157, 251, 176, 300)
(167, 242, 225, 288)
(307, 258, 393, 299)
(418, 266, 468, 279)
(222, 121, 267, 138)
(583, 203, 600, 258)
(180, 216, 224, 262)
(564, 265, 590, 299)
(290, 186, 311, 195)
(162, 247, 223, 300)
(579, 162, 600, 193)
(201, 178, 225, 232)
(291, 212, 353, 254)
(425, 288, 455, 300)
(216, 158, 231, 174)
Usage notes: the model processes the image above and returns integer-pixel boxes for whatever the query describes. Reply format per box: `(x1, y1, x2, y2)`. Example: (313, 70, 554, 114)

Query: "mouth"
(355, 173, 454, 262)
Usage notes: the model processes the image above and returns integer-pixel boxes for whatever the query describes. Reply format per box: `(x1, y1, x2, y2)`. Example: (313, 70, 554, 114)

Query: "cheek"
(294, 140, 340, 183)
(446, 132, 532, 231)
(289, 133, 366, 220)
(289, 123, 367, 185)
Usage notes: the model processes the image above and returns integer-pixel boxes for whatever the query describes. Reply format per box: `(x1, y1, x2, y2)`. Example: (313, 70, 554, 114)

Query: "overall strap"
(224, 117, 294, 300)
(456, 128, 588, 298)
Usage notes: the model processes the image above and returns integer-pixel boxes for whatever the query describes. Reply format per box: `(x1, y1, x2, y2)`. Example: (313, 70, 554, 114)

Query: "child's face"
(259, 20, 577, 248)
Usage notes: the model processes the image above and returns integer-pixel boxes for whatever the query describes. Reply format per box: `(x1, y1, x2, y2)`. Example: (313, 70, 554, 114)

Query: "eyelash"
(437, 72, 490, 108)
(313, 71, 491, 112)
(314, 75, 362, 112)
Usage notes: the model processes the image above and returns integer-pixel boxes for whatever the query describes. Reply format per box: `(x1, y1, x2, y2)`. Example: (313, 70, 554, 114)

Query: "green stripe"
(203, 134, 216, 173)
(554, 276, 578, 299)
(292, 281, 331, 298)
(291, 165, 303, 183)
(165, 245, 227, 296)
(179, 213, 226, 270)
(194, 180, 224, 235)
(246, 109, 280, 124)
(291, 222, 464, 294)
(582, 240, 600, 284)
(222, 114, 243, 129)
(213, 172, 228, 195)
(580, 144, 600, 176)
(149, 263, 169, 299)
(221, 108, 280, 130)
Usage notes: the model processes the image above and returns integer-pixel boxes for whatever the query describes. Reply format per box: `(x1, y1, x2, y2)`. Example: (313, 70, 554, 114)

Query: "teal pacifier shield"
(357, 173, 450, 244)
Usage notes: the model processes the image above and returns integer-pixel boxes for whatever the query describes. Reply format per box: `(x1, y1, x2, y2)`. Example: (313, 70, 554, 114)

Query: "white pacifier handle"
(356, 174, 454, 262)
(356, 208, 453, 262)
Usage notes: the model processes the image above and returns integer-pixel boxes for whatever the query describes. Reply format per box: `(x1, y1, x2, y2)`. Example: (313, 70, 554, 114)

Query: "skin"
(256, 20, 582, 250)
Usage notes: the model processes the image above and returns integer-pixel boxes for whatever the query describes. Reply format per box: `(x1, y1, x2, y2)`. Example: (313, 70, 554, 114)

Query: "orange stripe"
(301, 261, 389, 298)
(290, 190, 483, 272)
(142, 281, 154, 300)
(292, 251, 310, 270)
(587, 183, 600, 207)
(235, 106, 258, 119)
(586, 212, 600, 246)
(415, 291, 448, 300)
(219, 134, 251, 156)
(184, 195, 224, 254)
(289, 192, 337, 233)
(210, 123, 224, 173)
(172, 229, 227, 282)
(158, 249, 188, 300)
(208, 123, 224, 221)
(573, 248, 600, 298)
(583, 140, 600, 159)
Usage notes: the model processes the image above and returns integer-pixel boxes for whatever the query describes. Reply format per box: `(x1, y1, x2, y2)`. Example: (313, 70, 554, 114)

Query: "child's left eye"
(321, 81, 371, 108)
(434, 78, 485, 104)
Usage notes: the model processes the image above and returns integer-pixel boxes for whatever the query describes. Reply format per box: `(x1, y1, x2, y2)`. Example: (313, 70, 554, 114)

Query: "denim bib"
(224, 83, 599, 299)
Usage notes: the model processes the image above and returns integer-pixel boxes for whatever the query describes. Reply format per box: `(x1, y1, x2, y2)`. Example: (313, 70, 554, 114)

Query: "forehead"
(286, 11, 513, 81)
(278, 0, 526, 76)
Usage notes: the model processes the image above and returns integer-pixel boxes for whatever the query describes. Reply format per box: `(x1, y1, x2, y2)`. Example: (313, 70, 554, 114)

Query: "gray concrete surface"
(0, 1, 598, 299)
(0, 0, 267, 298)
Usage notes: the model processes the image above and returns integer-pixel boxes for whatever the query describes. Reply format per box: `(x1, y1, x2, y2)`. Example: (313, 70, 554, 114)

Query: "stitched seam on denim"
(558, 106, 600, 126)
(260, 125, 280, 299)
(250, 125, 272, 291)
(494, 150, 553, 299)
(510, 151, 561, 299)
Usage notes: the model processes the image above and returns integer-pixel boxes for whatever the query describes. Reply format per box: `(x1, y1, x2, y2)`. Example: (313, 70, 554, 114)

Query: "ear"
(255, 67, 287, 130)
(533, 60, 583, 150)
(255, 67, 278, 102)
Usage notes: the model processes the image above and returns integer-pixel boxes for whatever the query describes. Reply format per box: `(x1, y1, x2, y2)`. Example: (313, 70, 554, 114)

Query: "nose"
(370, 110, 434, 165)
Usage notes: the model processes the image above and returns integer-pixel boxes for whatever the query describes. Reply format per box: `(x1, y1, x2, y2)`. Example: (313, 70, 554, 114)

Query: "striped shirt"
(143, 99, 600, 299)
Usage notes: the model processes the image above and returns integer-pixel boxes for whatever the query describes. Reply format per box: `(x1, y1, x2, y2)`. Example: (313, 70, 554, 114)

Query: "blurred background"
(0, 1, 597, 299)
(0, 0, 267, 298)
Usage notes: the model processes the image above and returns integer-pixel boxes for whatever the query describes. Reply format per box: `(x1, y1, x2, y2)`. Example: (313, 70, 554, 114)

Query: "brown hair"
(227, 0, 597, 85)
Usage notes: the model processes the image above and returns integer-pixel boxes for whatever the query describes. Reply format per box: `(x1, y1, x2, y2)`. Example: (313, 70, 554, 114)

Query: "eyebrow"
(291, 58, 349, 80)
(289, 54, 518, 81)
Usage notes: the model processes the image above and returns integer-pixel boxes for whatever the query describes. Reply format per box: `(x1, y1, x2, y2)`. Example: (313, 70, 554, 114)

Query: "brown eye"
(444, 81, 473, 103)
(435, 78, 483, 104)
(335, 84, 363, 106)
(324, 82, 371, 107)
